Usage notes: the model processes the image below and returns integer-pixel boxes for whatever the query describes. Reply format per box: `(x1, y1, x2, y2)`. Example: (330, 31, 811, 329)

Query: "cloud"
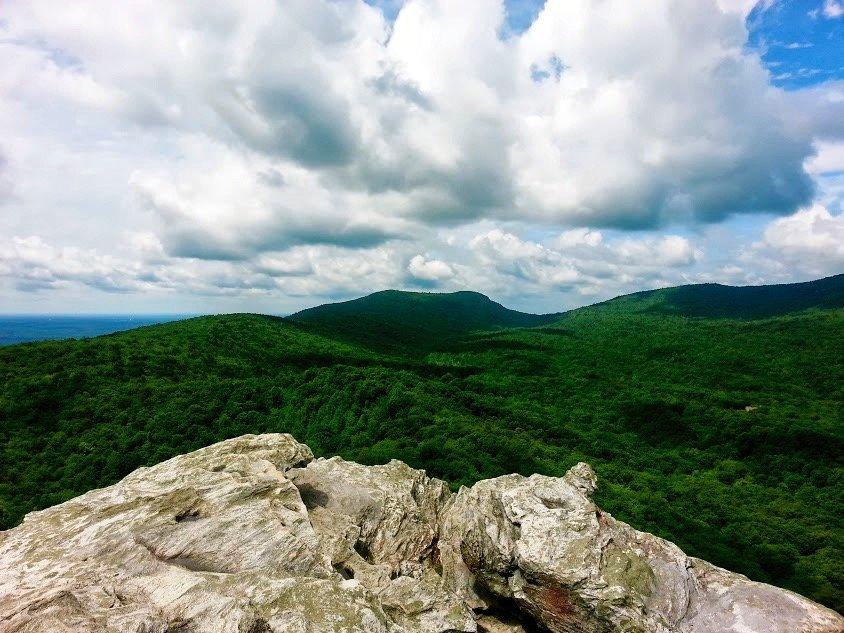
(783, 82, 844, 142)
(823, 0, 844, 19)
(613, 235, 700, 267)
(0, 0, 841, 311)
(0, 151, 12, 203)
(806, 140, 844, 175)
(512, 0, 815, 227)
(0, 236, 148, 293)
(407, 254, 455, 284)
(0, 224, 705, 309)
(2, 0, 825, 244)
(553, 228, 603, 249)
(128, 139, 416, 259)
(717, 0, 770, 16)
(1, 208, 836, 313)
(467, 228, 701, 294)
(703, 204, 844, 286)
(757, 204, 844, 272)
(0, 232, 415, 301)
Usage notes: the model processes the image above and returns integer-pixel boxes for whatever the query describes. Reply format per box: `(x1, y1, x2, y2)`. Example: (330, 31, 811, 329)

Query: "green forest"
(1, 277, 842, 611)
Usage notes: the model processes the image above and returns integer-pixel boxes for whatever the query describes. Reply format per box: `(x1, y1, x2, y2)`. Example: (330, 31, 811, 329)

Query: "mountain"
(291, 289, 559, 352)
(1, 277, 842, 610)
(583, 273, 844, 319)
(291, 276, 844, 355)
(2, 434, 840, 632)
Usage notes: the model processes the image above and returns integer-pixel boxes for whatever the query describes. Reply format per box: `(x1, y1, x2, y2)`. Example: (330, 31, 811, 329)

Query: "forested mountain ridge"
(288, 275, 843, 351)
(583, 273, 844, 319)
(291, 289, 560, 353)
(0, 277, 842, 611)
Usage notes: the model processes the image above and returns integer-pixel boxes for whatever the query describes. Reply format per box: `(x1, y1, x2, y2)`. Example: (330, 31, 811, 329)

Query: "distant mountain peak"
(587, 273, 844, 319)
(290, 288, 559, 353)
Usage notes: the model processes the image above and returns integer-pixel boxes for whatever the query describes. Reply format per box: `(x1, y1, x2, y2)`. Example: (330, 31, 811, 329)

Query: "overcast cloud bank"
(1, 0, 842, 312)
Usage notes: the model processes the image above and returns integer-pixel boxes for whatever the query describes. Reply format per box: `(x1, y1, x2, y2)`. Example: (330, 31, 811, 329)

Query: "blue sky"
(502, 0, 544, 33)
(0, 0, 842, 314)
(747, 0, 844, 89)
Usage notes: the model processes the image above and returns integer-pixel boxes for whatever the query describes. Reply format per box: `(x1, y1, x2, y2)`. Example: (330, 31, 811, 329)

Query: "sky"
(0, 0, 842, 314)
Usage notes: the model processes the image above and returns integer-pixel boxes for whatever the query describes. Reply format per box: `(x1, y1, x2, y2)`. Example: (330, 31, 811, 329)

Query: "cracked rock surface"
(0, 434, 840, 632)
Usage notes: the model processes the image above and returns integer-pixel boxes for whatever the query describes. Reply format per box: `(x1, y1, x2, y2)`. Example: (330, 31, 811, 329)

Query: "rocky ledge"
(0, 434, 840, 632)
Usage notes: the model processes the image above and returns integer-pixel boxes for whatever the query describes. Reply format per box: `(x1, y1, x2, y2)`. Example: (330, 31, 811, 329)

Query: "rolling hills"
(0, 275, 842, 610)
(291, 289, 559, 352)
(587, 273, 844, 319)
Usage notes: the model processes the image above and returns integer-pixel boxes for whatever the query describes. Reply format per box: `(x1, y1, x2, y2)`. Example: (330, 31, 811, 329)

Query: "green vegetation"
(591, 273, 844, 319)
(1, 276, 842, 611)
(293, 289, 559, 353)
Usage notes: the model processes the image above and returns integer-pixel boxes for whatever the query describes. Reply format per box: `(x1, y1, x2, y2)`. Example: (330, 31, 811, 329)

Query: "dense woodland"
(1, 277, 842, 611)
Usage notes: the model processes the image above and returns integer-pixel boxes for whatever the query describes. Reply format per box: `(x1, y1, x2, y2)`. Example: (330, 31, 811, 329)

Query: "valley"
(1, 275, 842, 611)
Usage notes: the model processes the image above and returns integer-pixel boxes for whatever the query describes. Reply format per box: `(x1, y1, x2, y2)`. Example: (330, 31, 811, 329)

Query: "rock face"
(0, 434, 840, 633)
(439, 465, 843, 633)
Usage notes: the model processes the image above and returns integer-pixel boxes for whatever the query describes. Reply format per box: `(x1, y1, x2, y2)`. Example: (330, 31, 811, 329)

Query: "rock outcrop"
(0, 434, 840, 632)
(439, 464, 842, 633)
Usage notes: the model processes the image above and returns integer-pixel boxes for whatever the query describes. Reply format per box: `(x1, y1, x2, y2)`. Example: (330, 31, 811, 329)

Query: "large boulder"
(0, 435, 472, 633)
(288, 457, 451, 576)
(0, 434, 840, 632)
(438, 463, 843, 633)
(287, 457, 475, 632)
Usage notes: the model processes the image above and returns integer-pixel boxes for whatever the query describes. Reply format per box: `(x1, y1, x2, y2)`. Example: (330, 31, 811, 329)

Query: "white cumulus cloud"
(0, 0, 841, 311)
(407, 255, 455, 283)
(760, 205, 844, 269)
(467, 228, 701, 296)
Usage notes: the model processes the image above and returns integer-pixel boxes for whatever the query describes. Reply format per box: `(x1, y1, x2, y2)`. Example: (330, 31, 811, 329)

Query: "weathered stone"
(475, 614, 528, 633)
(288, 457, 451, 575)
(0, 434, 840, 633)
(439, 464, 843, 633)
(288, 456, 475, 632)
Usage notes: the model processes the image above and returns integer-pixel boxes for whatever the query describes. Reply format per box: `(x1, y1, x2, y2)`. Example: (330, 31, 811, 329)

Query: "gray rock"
(0, 434, 839, 633)
(438, 463, 843, 633)
(475, 614, 528, 633)
(288, 456, 475, 632)
(288, 456, 451, 576)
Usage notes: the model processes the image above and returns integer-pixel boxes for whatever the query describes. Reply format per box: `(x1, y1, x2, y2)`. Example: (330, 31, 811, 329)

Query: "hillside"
(586, 273, 844, 319)
(0, 279, 843, 610)
(291, 289, 559, 352)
